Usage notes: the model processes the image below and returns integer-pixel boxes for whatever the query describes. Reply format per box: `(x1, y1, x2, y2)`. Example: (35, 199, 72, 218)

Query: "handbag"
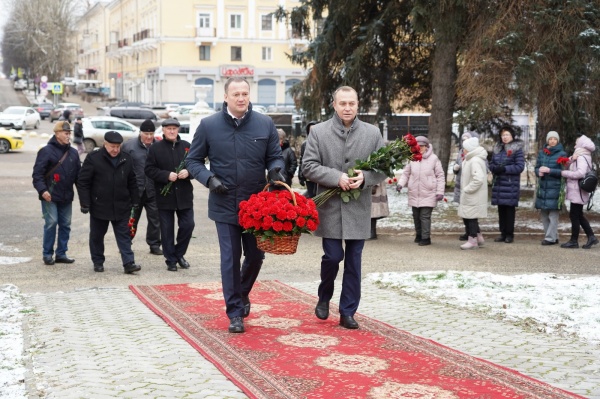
(578, 157, 597, 210)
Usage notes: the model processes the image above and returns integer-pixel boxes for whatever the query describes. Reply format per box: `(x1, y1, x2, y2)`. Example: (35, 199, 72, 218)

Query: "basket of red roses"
(238, 181, 319, 255)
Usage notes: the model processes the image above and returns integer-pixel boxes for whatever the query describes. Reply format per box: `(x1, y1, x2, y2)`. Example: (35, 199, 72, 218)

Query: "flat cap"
(161, 118, 180, 127)
(104, 130, 123, 144)
(53, 121, 72, 132)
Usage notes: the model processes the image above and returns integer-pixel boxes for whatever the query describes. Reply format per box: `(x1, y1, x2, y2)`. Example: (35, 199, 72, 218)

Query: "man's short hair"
(332, 86, 358, 102)
(277, 129, 286, 140)
(224, 77, 250, 93)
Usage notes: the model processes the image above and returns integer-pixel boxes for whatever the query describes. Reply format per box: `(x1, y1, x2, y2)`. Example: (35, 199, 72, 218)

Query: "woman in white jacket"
(458, 137, 488, 250)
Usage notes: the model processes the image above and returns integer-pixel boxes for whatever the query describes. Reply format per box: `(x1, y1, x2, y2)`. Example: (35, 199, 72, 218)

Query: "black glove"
(208, 176, 228, 194)
(496, 165, 506, 174)
(80, 206, 89, 214)
(268, 167, 286, 185)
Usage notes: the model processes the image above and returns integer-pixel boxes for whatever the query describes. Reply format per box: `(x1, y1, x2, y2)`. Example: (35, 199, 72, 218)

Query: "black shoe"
(418, 238, 431, 246)
(166, 261, 178, 272)
(124, 262, 141, 274)
(541, 239, 558, 246)
(228, 316, 245, 333)
(339, 315, 359, 329)
(459, 233, 468, 241)
(494, 236, 506, 242)
(560, 240, 579, 249)
(583, 236, 599, 249)
(43, 257, 55, 265)
(315, 301, 329, 320)
(413, 235, 422, 243)
(150, 247, 163, 255)
(505, 236, 514, 243)
(55, 257, 75, 264)
(242, 296, 251, 318)
(177, 257, 190, 269)
(93, 264, 104, 272)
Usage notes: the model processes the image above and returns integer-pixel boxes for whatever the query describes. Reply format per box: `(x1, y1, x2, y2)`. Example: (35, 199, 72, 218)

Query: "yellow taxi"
(0, 129, 24, 154)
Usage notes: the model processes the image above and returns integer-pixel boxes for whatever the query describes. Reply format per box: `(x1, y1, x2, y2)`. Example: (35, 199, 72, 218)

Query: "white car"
(81, 116, 139, 152)
(0, 106, 41, 130)
(154, 121, 193, 143)
(168, 105, 195, 121)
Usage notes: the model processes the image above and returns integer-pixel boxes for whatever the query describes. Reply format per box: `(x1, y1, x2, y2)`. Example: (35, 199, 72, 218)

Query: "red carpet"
(130, 281, 583, 399)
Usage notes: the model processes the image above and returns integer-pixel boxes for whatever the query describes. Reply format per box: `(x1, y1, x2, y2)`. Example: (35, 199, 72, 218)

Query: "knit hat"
(416, 136, 429, 145)
(546, 131, 559, 143)
(463, 137, 479, 152)
(140, 119, 156, 132)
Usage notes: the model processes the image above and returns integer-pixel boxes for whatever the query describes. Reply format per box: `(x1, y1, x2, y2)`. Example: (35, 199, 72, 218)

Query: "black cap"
(161, 118, 180, 127)
(104, 131, 123, 144)
(140, 119, 156, 132)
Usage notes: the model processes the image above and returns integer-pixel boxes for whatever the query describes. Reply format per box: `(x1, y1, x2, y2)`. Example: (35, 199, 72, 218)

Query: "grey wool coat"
(302, 114, 385, 239)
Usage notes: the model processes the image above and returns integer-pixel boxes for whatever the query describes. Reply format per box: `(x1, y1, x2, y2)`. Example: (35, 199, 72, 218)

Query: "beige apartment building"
(75, 0, 312, 109)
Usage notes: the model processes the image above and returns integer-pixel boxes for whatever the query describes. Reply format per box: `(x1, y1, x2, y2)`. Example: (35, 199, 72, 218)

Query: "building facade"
(76, 0, 311, 108)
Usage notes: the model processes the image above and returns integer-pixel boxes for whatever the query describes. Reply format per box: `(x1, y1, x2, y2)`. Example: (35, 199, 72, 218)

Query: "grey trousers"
(540, 209, 559, 242)
(412, 206, 433, 239)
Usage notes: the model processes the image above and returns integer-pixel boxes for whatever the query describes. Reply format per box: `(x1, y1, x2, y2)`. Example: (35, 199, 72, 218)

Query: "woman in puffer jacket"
(489, 126, 525, 243)
(560, 134, 598, 249)
(396, 136, 445, 246)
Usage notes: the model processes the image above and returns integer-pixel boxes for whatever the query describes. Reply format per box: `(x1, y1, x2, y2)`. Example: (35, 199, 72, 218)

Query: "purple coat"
(561, 135, 596, 205)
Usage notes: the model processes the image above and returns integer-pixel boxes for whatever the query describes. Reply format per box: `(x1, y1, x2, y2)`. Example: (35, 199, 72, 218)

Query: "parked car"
(49, 102, 85, 121)
(114, 101, 150, 108)
(81, 116, 139, 152)
(154, 121, 193, 143)
(13, 79, 27, 91)
(32, 102, 55, 120)
(153, 103, 180, 119)
(168, 105, 195, 121)
(109, 106, 161, 127)
(0, 130, 24, 153)
(0, 106, 41, 130)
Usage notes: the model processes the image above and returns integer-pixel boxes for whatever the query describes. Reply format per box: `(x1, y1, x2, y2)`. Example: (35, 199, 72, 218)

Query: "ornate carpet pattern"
(130, 281, 584, 399)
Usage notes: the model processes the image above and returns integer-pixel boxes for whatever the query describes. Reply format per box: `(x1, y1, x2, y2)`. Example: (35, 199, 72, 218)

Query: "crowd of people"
(32, 79, 597, 334)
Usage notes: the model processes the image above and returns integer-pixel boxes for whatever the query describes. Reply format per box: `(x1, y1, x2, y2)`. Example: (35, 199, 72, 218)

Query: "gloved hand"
(453, 164, 460, 173)
(80, 206, 89, 214)
(208, 176, 228, 194)
(396, 185, 403, 193)
(268, 167, 286, 185)
(495, 165, 506, 174)
(436, 194, 444, 201)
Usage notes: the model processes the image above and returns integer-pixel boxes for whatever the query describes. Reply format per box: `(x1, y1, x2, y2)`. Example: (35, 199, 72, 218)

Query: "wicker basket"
(255, 181, 300, 255)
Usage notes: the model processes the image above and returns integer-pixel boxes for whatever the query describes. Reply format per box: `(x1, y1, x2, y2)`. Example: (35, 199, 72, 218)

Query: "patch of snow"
(0, 284, 27, 399)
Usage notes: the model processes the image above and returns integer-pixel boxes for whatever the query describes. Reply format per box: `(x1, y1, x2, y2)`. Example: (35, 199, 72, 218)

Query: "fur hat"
(546, 131, 559, 143)
(463, 137, 479, 152)
(53, 121, 71, 132)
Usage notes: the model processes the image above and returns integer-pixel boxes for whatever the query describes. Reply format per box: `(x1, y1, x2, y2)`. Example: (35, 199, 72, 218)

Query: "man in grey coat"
(302, 86, 385, 329)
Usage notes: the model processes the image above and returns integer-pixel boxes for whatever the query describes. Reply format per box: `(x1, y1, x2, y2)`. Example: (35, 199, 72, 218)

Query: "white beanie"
(546, 131, 559, 143)
(463, 137, 479, 152)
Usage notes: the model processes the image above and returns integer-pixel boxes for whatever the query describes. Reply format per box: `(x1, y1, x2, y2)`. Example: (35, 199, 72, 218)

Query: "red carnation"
(543, 148, 551, 155)
(296, 217, 306, 228)
(507, 150, 513, 157)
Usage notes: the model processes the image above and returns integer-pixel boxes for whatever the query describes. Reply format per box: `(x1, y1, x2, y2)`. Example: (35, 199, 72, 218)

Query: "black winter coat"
(145, 137, 193, 210)
(73, 122, 84, 144)
(122, 136, 156, 198)
(281, 140, 297, 186)
(32, 136, 81, 203)
(77, 148, 140, 220)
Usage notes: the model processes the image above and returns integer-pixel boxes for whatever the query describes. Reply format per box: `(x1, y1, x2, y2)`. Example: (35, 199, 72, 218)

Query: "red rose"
(507, 150, 513, 157)
(543, 148, 551, 155)
(412, 153, 423, 162)
(53, 174, 60, 182)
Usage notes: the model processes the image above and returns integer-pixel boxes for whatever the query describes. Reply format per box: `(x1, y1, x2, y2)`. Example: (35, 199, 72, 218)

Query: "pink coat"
(398, 144, 445, 208)
(561, 135, 596, 205)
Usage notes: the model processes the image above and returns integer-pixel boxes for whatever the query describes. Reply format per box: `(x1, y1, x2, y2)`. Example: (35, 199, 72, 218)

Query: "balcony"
(132, 29, 157, 53)
(287, 30, 309, 49)
(195, 27, 218, 46)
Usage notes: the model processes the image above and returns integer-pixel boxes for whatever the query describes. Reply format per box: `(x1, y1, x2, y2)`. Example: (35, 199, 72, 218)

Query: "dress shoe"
(339, 315, 359, 329)
(560, 240, 579, 249)
(315, 301, 329, 320)
(493, 236, 506, 242)
(582, 235, 599, 249)
(228, 316, 245, 333)
(43, 257, 55, 265)
(541, 239, 558, 246)
(55, 257, 75, 264)
(413, 235, 422, 243)
(166, 261, 178, 272)
(93, 264, 104, 272)
(177, 257, 190, 269)
(418, 238, 431, 246)
(124, 262, 141, 274)
(150, 247, 163, 255)
(458, 233, 468, 241)
(504, 236, 514, 243)
(242, 296, 251, 318)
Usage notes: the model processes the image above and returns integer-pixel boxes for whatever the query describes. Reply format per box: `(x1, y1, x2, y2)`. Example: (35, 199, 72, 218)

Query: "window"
(261, 15, 273, 31)
(231, 46, 242, 61)
(230, 14, 241, 29)
(199, 45, 210, 61)
(262, 47, 272, 61)
(198, 13, 210, 28)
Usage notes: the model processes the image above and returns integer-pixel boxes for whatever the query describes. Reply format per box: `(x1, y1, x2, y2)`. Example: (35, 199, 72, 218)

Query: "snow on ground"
(0, 284, 27, 399)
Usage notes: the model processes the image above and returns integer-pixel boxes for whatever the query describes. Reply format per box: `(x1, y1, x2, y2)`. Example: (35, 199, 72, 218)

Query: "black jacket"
(122, 135, 156, 198)
(32, 136, 81, 203)
(73, 122, 84, 144)
(77, 148, 140, 220)
(145, 137, 193, 210)
(281, 140, 297, 186)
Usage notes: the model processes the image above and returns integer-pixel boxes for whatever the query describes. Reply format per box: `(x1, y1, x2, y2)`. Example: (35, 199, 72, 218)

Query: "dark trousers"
(463, 218, 480, 237)
(132, 190, 161, 250)
(412, 206, 433, 239)
(89, 215, 134, 266)
(497, 205, 516, 237)
(569, 203, 594, 240)
(318, 238, 365, 317)
(215, 222, 264, 318)
(305, 181, 317, 198)
(158, 208, 194, 263)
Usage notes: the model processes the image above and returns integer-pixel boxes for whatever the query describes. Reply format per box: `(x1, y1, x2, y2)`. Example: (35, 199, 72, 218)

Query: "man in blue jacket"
(186, 77, 285, 334)
(32, 121, 81, 265)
